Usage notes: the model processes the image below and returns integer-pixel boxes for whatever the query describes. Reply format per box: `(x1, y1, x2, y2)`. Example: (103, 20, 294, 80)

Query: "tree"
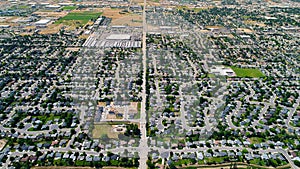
(242, 149, 248, 154)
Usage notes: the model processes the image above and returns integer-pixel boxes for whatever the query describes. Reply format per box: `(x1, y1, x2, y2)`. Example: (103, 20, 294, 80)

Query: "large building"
(35, 19, 51, 27)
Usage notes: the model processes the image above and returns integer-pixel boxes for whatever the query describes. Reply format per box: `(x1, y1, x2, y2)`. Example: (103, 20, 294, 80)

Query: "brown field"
(98, 102, 107, 107)
(244, 20, 266, 27)
(237, 28, 253, 33)
(205, 25, 224, 29)
(39, 24, 63, 34)
(33, 11, 68, 17)
(111, 14, 142, 27)
(66, 47, 80, 51)
(0, 139, 7, 151)
(79, 34, 89, 39)
(107, 114, 117, 119)
(0, 16, 20, 27)
(130, 102, 139, 111)
(101, 8, 142, 27)
(20, 32, 34, 36)
(101, 8, 126, 20)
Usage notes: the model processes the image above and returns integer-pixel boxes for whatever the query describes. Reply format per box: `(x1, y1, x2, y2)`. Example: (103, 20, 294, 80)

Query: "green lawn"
(62, 6, 77, 10)
(230, 66, 265, 78)
(55, 11, 102, 26)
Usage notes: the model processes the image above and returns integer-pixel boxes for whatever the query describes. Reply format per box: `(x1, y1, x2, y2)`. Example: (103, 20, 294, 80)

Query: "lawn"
(62, 6, 77, 10)
(230, 66, 265, 78)
(55, 11, 102, 26)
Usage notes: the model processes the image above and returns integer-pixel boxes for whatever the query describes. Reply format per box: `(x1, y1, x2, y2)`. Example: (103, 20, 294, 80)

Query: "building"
(35, 19, 51, 27)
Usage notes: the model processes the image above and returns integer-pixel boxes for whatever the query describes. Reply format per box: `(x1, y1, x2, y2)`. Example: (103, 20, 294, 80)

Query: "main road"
(138, 0, 149, 168)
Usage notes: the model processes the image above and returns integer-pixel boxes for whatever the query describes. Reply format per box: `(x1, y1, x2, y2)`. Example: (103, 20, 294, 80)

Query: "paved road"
(227, 101, 242, 130)
(286, 92, 300, 129)
(138, 0, 149, 168)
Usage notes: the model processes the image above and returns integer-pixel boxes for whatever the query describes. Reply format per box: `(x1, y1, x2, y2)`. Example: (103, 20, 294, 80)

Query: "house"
(93, 156, 101, 162)
(245, 153, 253, 160)
(188, 153, 196, 159)
(76, 153, 85, 160)
(54, 153, 62, 160)
(29, 156, 37, 162)
(38, 154, 46, 161)
(152, 153, 158, 160)
(261, 153, 269, 160)
(86, 156, 93, 162)
(69, 154, 77, 161)
(197, 152, 204, 160)
(63, 153, 69, 159)
(205, 152, 212, 157)
(59, 140, 67, 147)
(236, 152, 242, 156)
(172, 154, 179, 161)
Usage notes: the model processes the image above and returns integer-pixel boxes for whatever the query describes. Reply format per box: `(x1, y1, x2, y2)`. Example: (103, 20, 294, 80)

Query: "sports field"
(230, 66, 265, 78)
(55, 11, 102, 26)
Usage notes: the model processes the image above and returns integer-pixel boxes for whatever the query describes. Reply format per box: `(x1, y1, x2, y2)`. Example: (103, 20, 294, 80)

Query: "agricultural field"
(230, 67, 265, 78)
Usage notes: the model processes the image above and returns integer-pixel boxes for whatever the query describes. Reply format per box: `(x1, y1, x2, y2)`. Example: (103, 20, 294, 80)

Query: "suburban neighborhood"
(0, 0, 299, 169)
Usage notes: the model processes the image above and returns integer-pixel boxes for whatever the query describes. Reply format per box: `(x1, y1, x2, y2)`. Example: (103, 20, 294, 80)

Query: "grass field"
(62, 6, 77, 10)
(230, 66, 265, 78)
(55, 11, 102, 26)
(250, 137, 264, 144)
(92, 124, 118, 139)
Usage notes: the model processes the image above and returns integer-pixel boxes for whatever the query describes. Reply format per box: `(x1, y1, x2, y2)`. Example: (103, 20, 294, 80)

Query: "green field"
(62, 6, 77, 10)
(55, 11, 102, 26)
(230, 66, 265, 78)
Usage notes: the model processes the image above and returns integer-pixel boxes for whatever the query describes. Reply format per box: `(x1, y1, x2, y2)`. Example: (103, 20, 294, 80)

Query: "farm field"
(230, 66, 265, 78)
